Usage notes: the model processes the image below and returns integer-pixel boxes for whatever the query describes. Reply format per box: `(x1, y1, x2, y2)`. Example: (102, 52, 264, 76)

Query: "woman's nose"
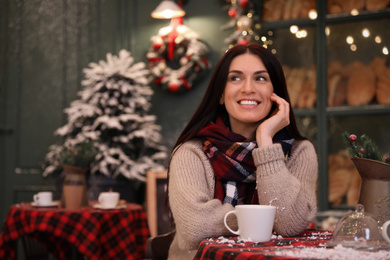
(241, 79, 255, 93)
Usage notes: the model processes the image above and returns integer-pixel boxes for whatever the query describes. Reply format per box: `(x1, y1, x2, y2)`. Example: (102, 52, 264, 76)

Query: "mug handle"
(33, 194, 39, 202)
(224, 210, 239, 235)
(382, 220, 390, 243)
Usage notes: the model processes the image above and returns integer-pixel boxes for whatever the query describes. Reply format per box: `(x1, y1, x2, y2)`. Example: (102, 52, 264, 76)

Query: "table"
(0, 201, 150, 260)
(194, 229, 390, 260)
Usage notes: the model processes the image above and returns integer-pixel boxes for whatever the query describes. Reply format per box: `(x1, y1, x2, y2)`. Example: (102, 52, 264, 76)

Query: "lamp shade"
(151, 0, 185, 19)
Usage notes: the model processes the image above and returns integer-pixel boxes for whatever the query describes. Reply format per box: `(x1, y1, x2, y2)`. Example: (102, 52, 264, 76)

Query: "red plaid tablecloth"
(194, 229, 333, 260)
(0, 202, 150, 260)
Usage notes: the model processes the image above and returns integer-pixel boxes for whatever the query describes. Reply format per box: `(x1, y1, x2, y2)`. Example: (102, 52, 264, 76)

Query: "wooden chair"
(144, 169, 175, 260)
(146, 169, 168, 237)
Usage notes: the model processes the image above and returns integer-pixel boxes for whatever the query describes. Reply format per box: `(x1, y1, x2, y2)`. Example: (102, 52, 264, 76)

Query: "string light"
(325, 26, 330, 36)
(346, 36, 354, 44)
(362, 28, 370, 38)
(290, 25, 298, 34)
(375, 36, 382, 44)
(308, 10, 317, 20)
(296, 30, 307, 38)
(383, 47, 389, 55)
(350, 9, 359, 16)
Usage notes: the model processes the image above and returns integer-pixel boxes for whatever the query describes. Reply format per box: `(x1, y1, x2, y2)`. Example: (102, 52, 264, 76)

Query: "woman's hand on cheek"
(256, 93, 290, 147)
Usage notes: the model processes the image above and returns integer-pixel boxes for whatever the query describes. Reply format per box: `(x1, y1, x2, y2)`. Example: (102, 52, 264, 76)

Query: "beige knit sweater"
(168, 138, 318, 259)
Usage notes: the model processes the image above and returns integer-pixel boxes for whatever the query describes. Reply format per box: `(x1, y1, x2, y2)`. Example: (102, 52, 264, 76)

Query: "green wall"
(0, 0, 230, 222)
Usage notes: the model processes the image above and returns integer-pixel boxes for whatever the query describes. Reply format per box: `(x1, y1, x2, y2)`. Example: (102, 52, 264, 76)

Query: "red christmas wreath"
(147, 22, 210, 92)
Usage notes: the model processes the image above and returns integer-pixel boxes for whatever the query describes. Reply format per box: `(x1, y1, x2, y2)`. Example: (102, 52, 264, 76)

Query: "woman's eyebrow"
(254, 70, 269, 74)
(228, 70, 268, 74)
(228, 70, 243, 74)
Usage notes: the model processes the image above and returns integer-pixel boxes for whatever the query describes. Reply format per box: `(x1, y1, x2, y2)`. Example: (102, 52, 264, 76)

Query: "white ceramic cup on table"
(98, 191, 120, 209)
(33, 191, 53, 206)
(224, 205, 276, 242)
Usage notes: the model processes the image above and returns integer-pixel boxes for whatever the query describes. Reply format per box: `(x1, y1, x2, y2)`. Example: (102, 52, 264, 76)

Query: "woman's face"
(220, 52, 274, 137)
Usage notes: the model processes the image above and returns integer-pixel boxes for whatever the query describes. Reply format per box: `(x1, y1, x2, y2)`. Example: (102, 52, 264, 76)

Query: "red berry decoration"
(237, 39, 249, 45)
(153, 42, 162, 50)
(168, 82, 180, 92)
(228, 8, 238, 18)
(350, 134, 357, 141)
(385, 157, 389, 162)
(360, 148, 364, 154)
(240, 0, 248, 8)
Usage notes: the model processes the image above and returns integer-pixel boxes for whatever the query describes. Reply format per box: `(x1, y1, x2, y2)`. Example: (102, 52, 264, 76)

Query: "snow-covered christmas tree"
(42, 50, 167, 182)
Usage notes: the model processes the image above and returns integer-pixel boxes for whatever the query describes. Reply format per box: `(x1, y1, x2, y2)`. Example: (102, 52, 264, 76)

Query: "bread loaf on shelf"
(328, 74, 348, 106)
(328, 0, 342, 14)
(263, 0, 316, 21)
(328, 0, 389, 14)
(328, 150, 361, 206)
(341, 0, 365, 13)
(285, 67, 308, 108)
(327, 57, 390, 106)
(327, 61, 349, 107)
(366, 0, 390, 10)
(346, 63, 376, 106)
(262, 0, 284, 21)
(297, 66, 317, 108)
(376, 67, 390, 104)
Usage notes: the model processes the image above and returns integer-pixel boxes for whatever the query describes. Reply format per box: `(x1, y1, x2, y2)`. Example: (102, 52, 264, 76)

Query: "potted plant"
(60, 138, 98, 210)
(342, 131, 390, 225)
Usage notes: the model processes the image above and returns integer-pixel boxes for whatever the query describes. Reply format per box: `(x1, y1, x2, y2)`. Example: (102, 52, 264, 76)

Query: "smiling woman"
(165, 43, 318, 260)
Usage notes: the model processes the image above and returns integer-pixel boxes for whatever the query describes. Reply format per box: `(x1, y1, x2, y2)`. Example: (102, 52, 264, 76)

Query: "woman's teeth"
(239, 100, 259, 105)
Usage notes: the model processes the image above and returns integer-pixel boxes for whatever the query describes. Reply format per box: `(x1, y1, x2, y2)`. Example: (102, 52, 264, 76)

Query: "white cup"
(33, 191, 53, 206)
(98, 191, 120, 209)
(381, 220, 390, 243)
(224, 205, 276, 242)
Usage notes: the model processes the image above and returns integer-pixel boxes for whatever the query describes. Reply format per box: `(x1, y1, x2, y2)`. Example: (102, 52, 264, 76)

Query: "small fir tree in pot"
(342, 131, 390, 225)
(60, 138, 98, 209)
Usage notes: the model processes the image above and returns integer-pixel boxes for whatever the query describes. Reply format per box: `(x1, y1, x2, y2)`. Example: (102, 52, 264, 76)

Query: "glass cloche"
(327, 204, 390, 249)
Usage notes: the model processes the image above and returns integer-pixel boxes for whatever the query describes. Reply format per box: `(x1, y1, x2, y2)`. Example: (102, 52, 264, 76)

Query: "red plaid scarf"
(197, 116, 293, 206)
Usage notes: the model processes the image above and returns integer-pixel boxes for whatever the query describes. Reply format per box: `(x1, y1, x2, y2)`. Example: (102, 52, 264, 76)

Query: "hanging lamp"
(151, 0, 185, 19)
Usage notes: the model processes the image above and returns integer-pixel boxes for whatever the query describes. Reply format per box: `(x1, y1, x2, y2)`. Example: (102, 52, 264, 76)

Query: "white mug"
(98, 191, 120, 209)
(224, 205, 276, 242)
(381, 221, 390, 243)
(33, 191, 53, 206)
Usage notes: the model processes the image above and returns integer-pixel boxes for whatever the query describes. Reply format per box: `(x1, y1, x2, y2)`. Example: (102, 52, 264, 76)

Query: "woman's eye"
(256, 75, 267, 81)
(229, 75, 241, 81)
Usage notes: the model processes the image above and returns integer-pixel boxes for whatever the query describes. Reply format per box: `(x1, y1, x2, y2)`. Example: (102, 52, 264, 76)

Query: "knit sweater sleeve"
(168, 140, 236, 252)
(253, 140, 318, 237)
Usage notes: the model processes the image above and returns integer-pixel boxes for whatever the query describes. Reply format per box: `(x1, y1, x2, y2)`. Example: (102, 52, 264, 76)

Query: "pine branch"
(342, 131, 389, 164)
(360, 134, 381, 161)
